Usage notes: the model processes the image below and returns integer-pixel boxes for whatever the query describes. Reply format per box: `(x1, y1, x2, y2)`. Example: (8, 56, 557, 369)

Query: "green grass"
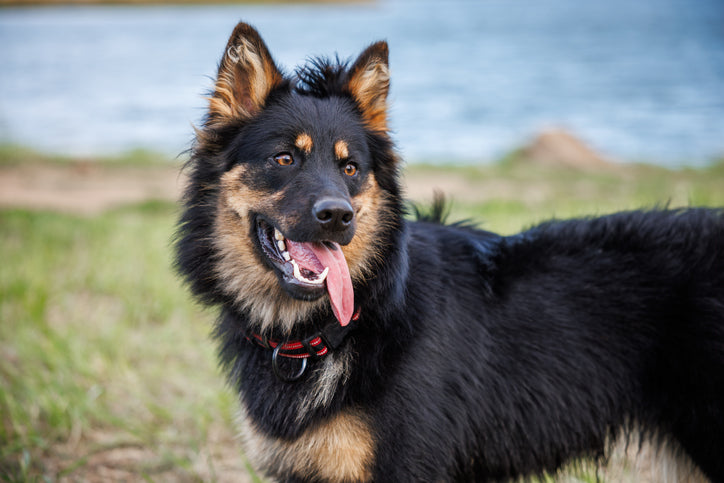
(0, 204, 242, 481)
(405, 159, 724, 234)
(1, 149, 723, 481)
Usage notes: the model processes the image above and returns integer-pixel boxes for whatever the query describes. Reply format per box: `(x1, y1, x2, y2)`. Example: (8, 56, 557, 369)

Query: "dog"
(175, 22, 724, 482)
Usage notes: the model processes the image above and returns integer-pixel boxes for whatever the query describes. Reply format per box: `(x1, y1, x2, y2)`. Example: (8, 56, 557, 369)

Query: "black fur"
(176, 23, 724, 483)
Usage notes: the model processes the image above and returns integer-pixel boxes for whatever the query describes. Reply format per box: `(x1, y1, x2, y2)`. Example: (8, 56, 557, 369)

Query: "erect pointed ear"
(346, 41, 390, 133)
(208, 22, 284, 124)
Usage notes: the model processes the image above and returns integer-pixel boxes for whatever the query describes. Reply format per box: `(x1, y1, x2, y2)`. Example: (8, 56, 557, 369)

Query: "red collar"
(246, 308, 361, 382)
(248, 307, 361, 359)
(247, 333, 330, 359)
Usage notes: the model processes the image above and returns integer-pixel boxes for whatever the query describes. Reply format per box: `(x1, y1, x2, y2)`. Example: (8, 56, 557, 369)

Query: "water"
(1, 0, 723, 166)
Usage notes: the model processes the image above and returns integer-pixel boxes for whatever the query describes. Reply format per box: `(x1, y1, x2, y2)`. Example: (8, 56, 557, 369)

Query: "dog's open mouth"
(256, 218, 354, 326)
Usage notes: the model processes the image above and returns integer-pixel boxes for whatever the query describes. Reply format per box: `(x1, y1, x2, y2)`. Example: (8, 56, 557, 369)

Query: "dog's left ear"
(346, 41, 390, 133)
(208, 22, 284, 124)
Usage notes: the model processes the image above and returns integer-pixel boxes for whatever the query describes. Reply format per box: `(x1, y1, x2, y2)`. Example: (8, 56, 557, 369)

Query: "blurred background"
(1, 1, 723, 481)
(1, 0, 723, 165)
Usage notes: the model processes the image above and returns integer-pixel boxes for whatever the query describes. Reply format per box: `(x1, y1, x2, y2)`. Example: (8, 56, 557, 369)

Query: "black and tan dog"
(175, 22, 724, 482)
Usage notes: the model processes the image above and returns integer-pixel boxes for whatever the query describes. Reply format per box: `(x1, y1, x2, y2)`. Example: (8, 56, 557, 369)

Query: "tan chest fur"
(241, 409, 375, 483)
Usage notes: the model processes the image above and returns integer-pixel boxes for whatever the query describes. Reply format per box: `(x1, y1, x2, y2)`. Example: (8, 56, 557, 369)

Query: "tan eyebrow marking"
(334, 139, 350, 160)
(295, 133, 313, 154)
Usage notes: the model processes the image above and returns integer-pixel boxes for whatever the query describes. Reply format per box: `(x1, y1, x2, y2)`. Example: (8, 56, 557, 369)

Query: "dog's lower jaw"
(213, 206, 327, 333)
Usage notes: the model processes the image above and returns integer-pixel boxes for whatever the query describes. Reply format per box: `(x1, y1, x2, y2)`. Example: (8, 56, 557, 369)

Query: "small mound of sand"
(519, 129, 616, 170)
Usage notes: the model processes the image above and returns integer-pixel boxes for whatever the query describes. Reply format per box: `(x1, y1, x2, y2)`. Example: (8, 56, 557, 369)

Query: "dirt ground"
(0, 162, 187, 214)
(0, 161, 507, 215)
(1, 128, 636, 215)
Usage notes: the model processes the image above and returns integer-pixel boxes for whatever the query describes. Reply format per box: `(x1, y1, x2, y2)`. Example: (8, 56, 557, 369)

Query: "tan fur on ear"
(347, 41, 390, 133)
(208, 23, 283, 124)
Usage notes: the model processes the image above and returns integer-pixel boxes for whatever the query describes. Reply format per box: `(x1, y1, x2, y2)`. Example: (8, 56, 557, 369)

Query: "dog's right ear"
(208, 22, 283, 124)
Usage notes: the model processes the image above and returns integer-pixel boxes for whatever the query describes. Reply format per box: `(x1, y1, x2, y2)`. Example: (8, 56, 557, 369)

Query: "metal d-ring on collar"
(272, 344, 308, 383)
(256, 307, 361, 383)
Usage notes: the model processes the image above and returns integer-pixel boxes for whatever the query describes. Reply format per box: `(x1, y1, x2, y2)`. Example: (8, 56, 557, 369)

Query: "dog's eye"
(343, 163, 358, 177)
(274, 153, 294, 166)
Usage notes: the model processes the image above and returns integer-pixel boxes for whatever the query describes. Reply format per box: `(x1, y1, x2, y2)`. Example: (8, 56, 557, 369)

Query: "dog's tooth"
(277, 239, 286, 252)
(274, 228, 284, 241)
(291, 260, 303, 280)
(291, 259, 325, 285)
(282, 251, 291, 261)
(318, 267, 329, 283)
(306, 268, 328, 285)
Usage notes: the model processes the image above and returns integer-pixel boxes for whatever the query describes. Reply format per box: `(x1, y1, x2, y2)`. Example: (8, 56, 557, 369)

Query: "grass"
(0, 204, 244, 481)
(405, 158, 724, 234)
(1, 148, 723, 481)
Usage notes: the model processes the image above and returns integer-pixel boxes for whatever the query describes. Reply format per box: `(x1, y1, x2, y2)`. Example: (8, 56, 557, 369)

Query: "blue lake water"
(1, 0, 723, 166)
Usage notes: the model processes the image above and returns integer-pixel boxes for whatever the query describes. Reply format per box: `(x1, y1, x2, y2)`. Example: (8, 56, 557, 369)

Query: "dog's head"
(177, 22, 403, 333)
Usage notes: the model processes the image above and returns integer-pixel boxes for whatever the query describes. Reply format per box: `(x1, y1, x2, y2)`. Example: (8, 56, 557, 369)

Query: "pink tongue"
(286, 241, 354, 326)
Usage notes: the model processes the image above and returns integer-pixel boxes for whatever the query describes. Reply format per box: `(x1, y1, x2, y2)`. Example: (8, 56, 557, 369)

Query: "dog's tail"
(411, 191, 450, 224)
(411, 191, 482, 231)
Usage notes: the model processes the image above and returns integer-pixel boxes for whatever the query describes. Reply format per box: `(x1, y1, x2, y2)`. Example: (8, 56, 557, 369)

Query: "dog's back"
(373, 209, 724, 480)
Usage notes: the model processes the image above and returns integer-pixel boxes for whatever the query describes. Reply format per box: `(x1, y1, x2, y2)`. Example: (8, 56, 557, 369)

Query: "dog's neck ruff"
(247, 307, 361, 382)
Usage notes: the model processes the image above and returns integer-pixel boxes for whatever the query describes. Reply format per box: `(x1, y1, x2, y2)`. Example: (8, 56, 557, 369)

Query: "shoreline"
(0, 0, 367, 6)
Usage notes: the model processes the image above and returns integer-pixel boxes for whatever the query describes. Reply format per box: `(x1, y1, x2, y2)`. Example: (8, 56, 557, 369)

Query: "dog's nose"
(313, 198, 354, 231)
